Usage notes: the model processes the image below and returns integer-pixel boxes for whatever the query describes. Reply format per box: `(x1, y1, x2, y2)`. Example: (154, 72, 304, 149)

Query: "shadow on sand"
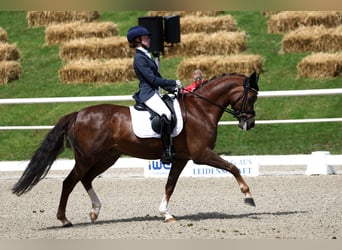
(42, 210, 308, 230)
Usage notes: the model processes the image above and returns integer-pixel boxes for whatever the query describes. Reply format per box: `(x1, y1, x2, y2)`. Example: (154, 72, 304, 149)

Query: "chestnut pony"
(12, 72, 259, 227)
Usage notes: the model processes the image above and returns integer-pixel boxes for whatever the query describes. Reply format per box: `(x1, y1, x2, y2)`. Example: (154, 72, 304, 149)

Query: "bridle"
(180, 81, 258, 120)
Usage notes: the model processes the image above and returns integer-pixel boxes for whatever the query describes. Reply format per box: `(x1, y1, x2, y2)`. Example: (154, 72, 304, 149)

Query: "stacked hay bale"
(165, 31, 246, 57)
(59, 37, 133, 61)
(45, 21, 118, 45)
(0, 43, 21, 61)
(56, 27, 135, 83)
(262, 11, 282, 17)
(0, 27, 21, 84)
(177, 55, 264, 80)
(297, 53, 342, 78)
(27, 11, 100, 27)
(147, 11, 224, 17)
(0, 27, 8, 42)
(267, 11, 342, 34)
(164, 14, 242, 58)
(282, 25, 342, 53)
(169, 13, 263, 81)
(28, 11, 135, 84)
(266, 11, 342, 78)
(59, 58, 134, 83)
(177, 15, 237, 34)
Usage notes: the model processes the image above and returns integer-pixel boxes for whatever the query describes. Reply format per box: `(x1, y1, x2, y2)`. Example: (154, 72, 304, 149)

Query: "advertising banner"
(144, 155, 259, 178)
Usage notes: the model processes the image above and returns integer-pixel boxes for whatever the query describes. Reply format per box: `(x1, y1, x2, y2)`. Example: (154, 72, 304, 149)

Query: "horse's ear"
(249, 72, 259, 91)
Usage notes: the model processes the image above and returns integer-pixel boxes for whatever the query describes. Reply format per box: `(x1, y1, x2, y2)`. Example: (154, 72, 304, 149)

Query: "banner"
(144, 155, 259, 178)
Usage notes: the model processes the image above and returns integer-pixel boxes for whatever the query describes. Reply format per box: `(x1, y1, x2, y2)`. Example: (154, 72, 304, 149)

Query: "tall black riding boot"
(160, 115, 176, 164)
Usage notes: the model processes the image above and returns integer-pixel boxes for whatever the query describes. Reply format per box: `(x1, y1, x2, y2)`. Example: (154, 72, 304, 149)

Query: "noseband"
(230, 87, 257, 119)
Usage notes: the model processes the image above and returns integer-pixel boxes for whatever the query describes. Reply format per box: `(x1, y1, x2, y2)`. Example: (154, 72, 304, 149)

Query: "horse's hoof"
(164, 213, 176, 223)
(62, 221, 73, 227)
(164, 217, 176, 223)
(244, 197, 256, 207)
(89, 212, 98, 223)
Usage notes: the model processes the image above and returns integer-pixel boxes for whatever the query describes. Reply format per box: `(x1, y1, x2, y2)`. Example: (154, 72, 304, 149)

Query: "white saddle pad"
(129, 99, 183, 138)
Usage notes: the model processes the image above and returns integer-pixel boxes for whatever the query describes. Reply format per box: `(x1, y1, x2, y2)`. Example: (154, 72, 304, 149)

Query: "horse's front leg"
(194, 149, 256, 207)
(159, 159, 187, 222)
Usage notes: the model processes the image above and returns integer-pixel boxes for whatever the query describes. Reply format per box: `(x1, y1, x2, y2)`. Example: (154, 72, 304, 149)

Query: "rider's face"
(141, 35, 150, 48)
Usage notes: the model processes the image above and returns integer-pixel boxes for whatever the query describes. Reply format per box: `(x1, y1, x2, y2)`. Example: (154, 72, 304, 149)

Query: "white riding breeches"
(144, 93, 171, 120)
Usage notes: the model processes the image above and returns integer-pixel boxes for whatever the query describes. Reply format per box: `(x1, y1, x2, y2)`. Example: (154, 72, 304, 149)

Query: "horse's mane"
(193, 72, 246, 92)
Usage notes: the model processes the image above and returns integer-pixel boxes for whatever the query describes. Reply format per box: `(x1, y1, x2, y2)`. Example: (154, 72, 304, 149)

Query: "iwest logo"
(148, 160, 171, 170)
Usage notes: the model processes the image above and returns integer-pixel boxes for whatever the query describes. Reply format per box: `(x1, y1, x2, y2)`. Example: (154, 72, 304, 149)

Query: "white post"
(305, 151, 336, 175)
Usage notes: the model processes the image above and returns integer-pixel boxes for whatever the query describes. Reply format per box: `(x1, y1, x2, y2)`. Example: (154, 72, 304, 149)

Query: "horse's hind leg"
(159, 159, 188, 222)
(57, 166, 85, 227)
(81, 154, 120, 223)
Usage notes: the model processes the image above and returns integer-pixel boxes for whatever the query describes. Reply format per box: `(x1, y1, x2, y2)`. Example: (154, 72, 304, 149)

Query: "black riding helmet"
(127, 25, 151, 48)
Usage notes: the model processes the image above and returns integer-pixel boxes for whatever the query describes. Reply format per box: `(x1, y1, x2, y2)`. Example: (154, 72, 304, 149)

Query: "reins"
(180, 85, 256, 119)
(181, 87, 236, 116)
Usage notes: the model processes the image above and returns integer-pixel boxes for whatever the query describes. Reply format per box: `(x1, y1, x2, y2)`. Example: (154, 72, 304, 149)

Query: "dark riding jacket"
(132, 49, 176, 103)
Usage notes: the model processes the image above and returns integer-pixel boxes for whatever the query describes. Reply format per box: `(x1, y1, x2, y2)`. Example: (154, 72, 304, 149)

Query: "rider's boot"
(160, 115, 176, 164)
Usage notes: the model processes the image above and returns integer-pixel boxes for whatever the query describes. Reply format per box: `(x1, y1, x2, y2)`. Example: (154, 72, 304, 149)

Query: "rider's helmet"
(127, 25, 152, 47)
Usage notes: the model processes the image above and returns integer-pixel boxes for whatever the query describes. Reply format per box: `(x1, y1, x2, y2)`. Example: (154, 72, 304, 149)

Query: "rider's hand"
(175, 80, 182, 88)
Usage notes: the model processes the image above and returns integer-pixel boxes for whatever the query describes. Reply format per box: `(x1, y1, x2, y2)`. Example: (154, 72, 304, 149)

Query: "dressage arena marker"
(305, 151, 336, 175)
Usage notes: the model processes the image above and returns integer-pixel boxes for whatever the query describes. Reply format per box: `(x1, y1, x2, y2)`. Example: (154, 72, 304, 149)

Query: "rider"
(127, 25, 182, 164)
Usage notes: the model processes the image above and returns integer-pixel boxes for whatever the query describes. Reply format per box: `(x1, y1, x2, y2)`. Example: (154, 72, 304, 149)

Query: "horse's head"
(184, 72, 259, 131)
(230, 72, 259, 131)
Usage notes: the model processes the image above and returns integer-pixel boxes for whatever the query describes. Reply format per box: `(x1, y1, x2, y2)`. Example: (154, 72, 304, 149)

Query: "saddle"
(133, 94, 177, 134)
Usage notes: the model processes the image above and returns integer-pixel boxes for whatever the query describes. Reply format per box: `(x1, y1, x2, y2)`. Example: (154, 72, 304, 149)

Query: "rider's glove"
(175, 80, 182, 88)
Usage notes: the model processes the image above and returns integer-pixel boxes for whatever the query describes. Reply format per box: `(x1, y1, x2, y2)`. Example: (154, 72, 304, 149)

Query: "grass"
(0, 11, 342, 160)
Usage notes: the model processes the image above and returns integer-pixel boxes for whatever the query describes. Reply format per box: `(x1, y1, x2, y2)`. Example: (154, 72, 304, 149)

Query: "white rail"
(1, 88, 342, 130)
(1, 88, 342, 104)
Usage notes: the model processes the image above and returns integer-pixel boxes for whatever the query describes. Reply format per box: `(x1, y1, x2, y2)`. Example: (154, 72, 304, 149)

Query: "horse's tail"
(12, 112, 78, 196)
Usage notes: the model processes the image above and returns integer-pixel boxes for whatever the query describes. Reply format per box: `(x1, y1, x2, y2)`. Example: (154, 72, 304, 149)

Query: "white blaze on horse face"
(238, 121, 248, 131)
(243, 122, 248, 131)
(88, 188, 101, 215)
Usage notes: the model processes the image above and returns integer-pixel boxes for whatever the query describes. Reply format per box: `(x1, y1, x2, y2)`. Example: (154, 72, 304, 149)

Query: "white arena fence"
(1, 88, 342, 130)
(1, 88, 342, 176)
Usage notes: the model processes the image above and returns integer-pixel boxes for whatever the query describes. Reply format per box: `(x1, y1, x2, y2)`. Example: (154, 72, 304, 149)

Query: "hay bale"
(268, 11, 342, 33)
(27, 11, 100, 27)
(177, 55, 264, 81)
(59, 36, 133, 61)
(164, 31, 246, 57)
(262, 11, 282, 17)
(297, 53, 342, 78)
(0, 43, 21, 61)
(45, 21, 118, 45)
(0, 61, 22, 84)
(180, 15, 237, 34)
(59, 58, 135, 84)
(282, 25, 342, 53)
(0, 27, 8, 43)
(147, 11, 224, 17)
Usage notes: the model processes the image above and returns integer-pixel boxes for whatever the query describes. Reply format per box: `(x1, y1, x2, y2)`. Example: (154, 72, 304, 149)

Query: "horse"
(12, 72, 259, 227)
